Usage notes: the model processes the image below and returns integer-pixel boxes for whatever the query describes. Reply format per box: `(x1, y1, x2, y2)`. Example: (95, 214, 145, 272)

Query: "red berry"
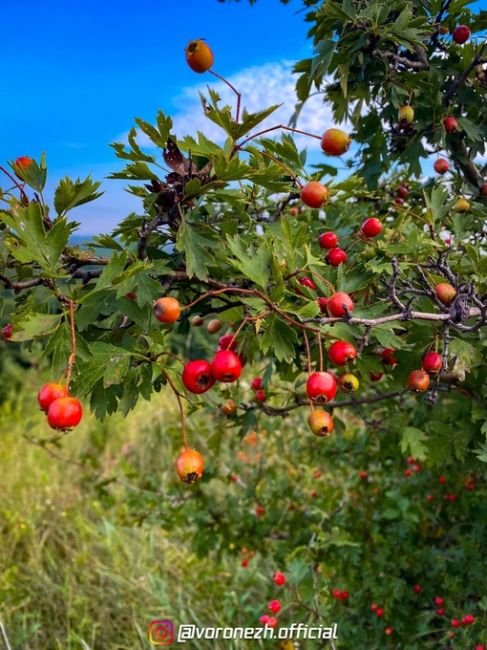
(462, 614, 475, 625)
(422, 351, 442, 373)
(413, 584, 422, 593)
(475, 645, 486, 650)
(317, 297, 329, 313)
(259, 614, 270, 625)
(434, 597, 444, 606)
(182, 360, 215, 394)
(300, 181, 330, 208)
(361, 218, 382, 238)
(306, 371, 337, 403)
(251, 377, 263, 391)
(327, 292, 354, 317)
(255, 504, 266, 517)
(438, 475, 447, 485)
(381, 348, 398, 366)
(47, 397, 83, 431)
(395, 197, 404, 206)
(268, 600, 281, 614)
(396, 184, 409, 199)
(299, 276, 318, 291)
(2, 323, 13, 340)
(309, 489, 318, 498)
(328, 341, 357, 366)
(217, 334, 237, 351)
(436, 608, 446, 616)
(434, 158, 450, 175)
(321, 128, 351, 156)
(266, 617, 278, 628)
(385, 627, 394, 636)
(241, 558, 249, 568)
(319, 232, 338, 249)
(445, 493, 457, 501)
(210, 350, 242, 383)
(273, 572, 286, 586)
(408, 369, 430, 392)
(370, 603, 378, 611)
(451, 619, 460, 628)
(332, 588, 342, 599)
(13, 156, 34, 178)
(375, 607, 384, 617)
(37, 382, 70, 413)
(443, 116, 459, 133)
(326, 247, 347, 266)
(369, 371, 383, 382)
(358, 471, 367, 480)
(452, 24, 471, 44)
(254, 389, 267, 402)
(340, 590, 349, 600)
(480, 183, 487, 197)
(435, 283, 457, 305)
(308, 410, 334, 436)
(426, 494, 434, 501)
(313, 469, 322, 478)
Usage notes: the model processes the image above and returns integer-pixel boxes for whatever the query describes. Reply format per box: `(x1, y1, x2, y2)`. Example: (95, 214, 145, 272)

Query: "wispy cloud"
(117, 61, 337, 150)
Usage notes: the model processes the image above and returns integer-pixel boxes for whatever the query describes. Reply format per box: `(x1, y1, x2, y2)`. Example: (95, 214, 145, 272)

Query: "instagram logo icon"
(148, 619, 174, 646)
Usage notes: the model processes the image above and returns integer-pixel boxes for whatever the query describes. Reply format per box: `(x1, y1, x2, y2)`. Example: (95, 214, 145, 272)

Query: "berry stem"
(0, 166, 29, 203)
(234, 124, 321, 153)
(209, 69, 242, 123)
(303, 329, 312, 375)
(163, 369, 188, 449)
(317, 332, 324, 372)
(65, 300, 77, 389)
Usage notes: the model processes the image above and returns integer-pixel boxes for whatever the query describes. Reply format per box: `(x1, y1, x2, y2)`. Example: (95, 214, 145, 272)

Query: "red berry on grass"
(327, 292, 354, 317)
(326, 247, 347, 266)
(268, 600, 281, 614)
(2, 324, 13, 340)
(37, 382, 70, 413)
(328, 341, 357, 366)
(182, 360, 215, 394)
(47, 397, 83, 431)
(306, 371, 337, 403)
(273, 572, 286, 586)
(319, 232, 338, 249)
(361, 218, 382, 238)
(210, 350, 242, 383)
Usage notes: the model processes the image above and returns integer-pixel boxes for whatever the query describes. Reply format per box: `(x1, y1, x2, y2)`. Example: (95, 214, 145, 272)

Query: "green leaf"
(176, 220, 216, 281)
(226, 236, 271, 288)
(400, 427, 428, 461)
(260, 315, 298, 362)
(54, 176, 103, 216)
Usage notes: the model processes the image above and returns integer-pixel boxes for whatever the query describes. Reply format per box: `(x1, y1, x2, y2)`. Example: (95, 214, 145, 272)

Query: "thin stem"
(65, 300, 77, 389)
(209, 69, 242, 123)
(0, 166, 28, 203)
(164, 370, 188, 449)
(317, 332, 324, 372)
(303, 329, 312, 375)
(234, 124, 321, 153)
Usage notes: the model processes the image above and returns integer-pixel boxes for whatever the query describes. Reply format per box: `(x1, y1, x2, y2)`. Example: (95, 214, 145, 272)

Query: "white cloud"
(119, 61, 338, 151)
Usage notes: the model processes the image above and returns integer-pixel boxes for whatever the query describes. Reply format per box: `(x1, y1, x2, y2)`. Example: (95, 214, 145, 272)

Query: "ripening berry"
(211, 350, 242, 382)
(47, 397, 83, 431)
(452, 24, 471, 44)
(321, 128, 351, 156)
(207, 318, 223, 334)
(308, 409, 334, 437)
(255, 504, 266, 517)
(185, 39, 214, 73)
(454, 197, 470, 213)
(182, 360, 215, 394)
(175, 448, 205, 484)
(301, 181, 330, 208)
(299, 276, 318, 291)
(241, 558, 249, 568)
(327, 292, 354, 317)
(443, 116, 459, 133)
(13, 156, 34, 178)
(154, 296, 181, 323)
(422, 351, 442, 373)
(361, 218, 382, 238)
(37, 382, 70, 413)
(408, 369, 430, 392)
(385, 627, 394, 636)
(325, 247, 347, 266)
(398, 105, 414, 125)
(319, 231, 338, 249)
(338, 373, 359, 393)
(434, 158, 450, 175)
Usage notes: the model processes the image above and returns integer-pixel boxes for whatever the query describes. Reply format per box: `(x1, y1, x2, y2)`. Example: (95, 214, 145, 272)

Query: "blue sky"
(1, 0, 485, 234)
(1, 0, 313, 233)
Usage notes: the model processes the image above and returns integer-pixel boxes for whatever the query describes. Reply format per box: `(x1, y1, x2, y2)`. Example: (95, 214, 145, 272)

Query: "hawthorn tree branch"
(372, 48, 429, 71)
(443, 40, 487, 106)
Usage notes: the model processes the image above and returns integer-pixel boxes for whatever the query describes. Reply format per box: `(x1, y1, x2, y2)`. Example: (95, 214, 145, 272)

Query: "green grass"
(0, 371, 257, 650)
